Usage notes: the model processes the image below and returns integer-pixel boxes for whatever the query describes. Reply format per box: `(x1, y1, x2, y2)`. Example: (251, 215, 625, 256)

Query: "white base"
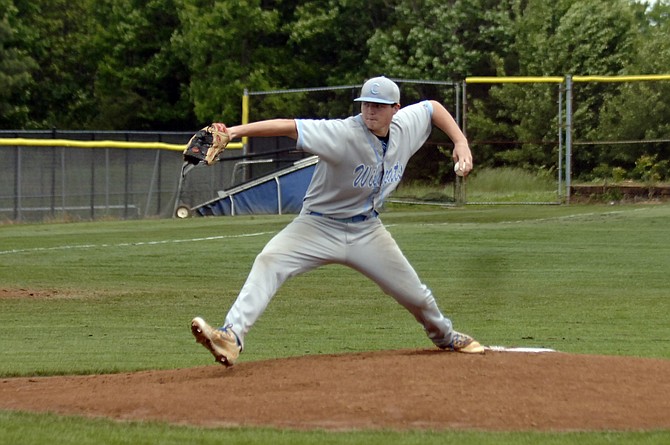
(485, 346, 556, 353)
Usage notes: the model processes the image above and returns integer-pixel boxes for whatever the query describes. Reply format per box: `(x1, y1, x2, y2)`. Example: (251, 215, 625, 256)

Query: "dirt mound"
(1, 349, 669, 431)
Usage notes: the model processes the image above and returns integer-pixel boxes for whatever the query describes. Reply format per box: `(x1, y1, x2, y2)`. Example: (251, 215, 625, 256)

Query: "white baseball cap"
(354, 76, 400, 105)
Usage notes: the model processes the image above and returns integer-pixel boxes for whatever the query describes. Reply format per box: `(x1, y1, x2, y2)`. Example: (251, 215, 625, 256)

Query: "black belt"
(309, 211, 378, 223)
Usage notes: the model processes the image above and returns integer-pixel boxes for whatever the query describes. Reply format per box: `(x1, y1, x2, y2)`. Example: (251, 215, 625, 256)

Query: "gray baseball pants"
(224, 213, 454, 349)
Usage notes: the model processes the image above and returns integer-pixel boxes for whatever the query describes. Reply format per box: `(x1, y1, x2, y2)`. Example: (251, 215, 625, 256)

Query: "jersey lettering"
(353, 164, 381, 188)
(353, 162, 404, 188)
(383, 162, 403, 184)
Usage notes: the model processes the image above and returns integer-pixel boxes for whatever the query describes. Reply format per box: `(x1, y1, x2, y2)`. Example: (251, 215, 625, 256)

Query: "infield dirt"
(1, 348, 669, 431)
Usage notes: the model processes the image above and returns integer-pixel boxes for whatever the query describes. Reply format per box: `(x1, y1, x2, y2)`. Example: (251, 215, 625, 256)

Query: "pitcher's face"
(361, 102, 399, 136)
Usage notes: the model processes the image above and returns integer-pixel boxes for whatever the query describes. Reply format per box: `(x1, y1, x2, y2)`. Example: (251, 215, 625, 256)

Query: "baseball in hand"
(454, 160, 467, 177)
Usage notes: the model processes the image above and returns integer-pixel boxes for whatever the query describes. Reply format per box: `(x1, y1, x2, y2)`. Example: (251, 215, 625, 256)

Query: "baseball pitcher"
(190, 76, 483, 366)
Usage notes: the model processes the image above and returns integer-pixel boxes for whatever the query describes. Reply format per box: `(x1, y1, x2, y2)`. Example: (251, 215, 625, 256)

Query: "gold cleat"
(446, 331, 485, 354)
(191, 317, 241, 366)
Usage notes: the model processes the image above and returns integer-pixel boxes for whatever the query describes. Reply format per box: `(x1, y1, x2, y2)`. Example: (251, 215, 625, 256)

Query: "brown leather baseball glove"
(183, 123, 230, 165)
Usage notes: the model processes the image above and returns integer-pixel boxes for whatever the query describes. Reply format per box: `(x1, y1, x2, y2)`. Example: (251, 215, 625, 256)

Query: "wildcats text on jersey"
(353, 162, 404, 189)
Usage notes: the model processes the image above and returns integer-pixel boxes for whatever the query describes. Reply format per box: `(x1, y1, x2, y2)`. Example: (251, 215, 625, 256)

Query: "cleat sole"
(191, 320, 234, 367)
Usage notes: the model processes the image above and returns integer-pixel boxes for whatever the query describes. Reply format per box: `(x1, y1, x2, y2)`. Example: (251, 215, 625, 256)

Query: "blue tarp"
(194, 157, 317, 216)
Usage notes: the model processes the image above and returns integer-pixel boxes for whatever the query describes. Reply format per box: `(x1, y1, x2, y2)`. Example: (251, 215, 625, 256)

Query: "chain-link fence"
(0, 132, 185, 222)
(0, 130, 312, 223)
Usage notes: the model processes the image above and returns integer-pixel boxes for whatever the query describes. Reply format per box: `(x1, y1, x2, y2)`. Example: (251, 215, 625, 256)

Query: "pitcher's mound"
(1, 349, 669, 431)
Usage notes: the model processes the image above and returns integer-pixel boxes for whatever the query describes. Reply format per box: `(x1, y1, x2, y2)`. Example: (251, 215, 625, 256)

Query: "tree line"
(1, 0, 669, 181)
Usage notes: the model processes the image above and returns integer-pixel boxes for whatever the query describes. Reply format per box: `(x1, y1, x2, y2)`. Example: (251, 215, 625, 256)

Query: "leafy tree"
(2, 0, 668, 185)
(458, 0, 570, 170)
(13, 0, 99, 128)
(366, 0, 514, 82)
(288, 0, 393, 84)
(88, 0, 195, 130)
(361, 0, 516, 181)
(279, 0, 394, 119)
(173, 0, 294, 124)
(593, 0, 670, 180)
(466, 0, 640, 177)
(0, 0, 36, 128)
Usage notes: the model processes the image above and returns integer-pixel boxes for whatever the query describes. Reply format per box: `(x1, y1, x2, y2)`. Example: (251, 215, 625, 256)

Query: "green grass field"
(1, 203, 669, 444)
(394, 167, 560, 203)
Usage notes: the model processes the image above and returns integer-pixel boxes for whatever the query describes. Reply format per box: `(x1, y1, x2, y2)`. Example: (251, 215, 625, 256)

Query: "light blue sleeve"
(422, 100, 434, 116)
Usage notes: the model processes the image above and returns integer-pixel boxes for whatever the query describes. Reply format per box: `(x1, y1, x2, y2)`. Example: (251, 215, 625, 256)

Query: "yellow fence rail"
(0, 138, 243, 151)
(466, 74, 670, 84)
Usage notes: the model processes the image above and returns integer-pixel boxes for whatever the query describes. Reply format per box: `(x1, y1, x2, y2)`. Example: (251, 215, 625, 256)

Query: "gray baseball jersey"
(224, 100, 455, 349)
(296, 101, 433, 218)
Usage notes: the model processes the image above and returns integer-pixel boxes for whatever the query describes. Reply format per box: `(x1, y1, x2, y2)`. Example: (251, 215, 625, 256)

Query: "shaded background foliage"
(1, 0, 669, 180)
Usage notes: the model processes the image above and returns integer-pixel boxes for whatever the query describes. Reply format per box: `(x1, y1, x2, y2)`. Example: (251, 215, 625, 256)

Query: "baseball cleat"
(191, 317, 241, 367)
(445, 331, 485, 354)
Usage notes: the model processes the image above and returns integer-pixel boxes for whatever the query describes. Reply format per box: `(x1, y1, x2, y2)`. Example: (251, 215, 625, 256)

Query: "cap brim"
(354, 97, 397, 105)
